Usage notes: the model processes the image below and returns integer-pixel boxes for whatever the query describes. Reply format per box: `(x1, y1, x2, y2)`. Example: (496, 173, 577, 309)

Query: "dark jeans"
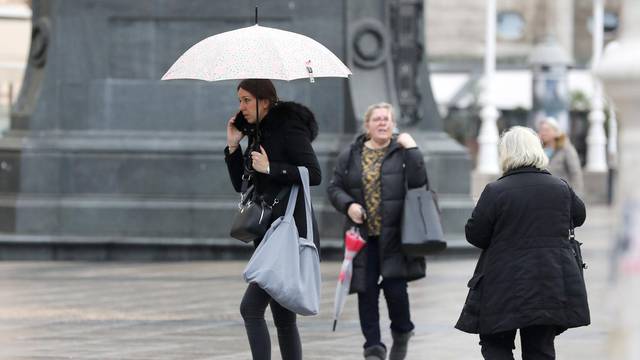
(358, 236, 414, 349)
(479, 325, 557, 360)
(240, 283, 302, 360)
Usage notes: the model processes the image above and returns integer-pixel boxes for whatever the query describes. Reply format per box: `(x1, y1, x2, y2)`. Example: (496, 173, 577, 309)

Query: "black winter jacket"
(225, 101, 321, 250)
(455, 167, 589, 335)
(327, 134, 428, 293)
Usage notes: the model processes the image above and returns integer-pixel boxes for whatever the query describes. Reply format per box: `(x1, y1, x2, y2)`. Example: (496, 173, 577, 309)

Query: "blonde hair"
(538, 116, 566, 149)
(363, 102, 395, 134)
(539, 116, 561, 133)
(499, 126, 549, 172)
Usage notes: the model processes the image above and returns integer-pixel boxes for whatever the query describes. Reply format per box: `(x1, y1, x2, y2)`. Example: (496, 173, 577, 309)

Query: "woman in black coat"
(225, 79, 321, 360)
(327, 102, 427, 360)
(455, 126, 589, 359)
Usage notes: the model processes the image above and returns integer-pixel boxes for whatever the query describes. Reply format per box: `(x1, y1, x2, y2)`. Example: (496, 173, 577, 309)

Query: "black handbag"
(562, 179, 588, 274)
(230, 185, 278, 243)
(400, 151, 447, 255)
(569, 226, 587, 274)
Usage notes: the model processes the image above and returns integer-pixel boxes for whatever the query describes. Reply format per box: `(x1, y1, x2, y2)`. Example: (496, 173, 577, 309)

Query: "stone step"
(0, 193, 471, 240)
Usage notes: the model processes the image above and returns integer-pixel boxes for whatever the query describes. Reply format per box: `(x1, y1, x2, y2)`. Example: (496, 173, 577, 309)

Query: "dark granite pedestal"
(0, 0, 472, 259)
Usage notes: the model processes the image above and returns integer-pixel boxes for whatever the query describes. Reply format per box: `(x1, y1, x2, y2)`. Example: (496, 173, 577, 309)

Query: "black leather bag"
(569, 229, 587, 275)
(401, 181, 447, 255)
(562, 179, 588, 274)
(230, 185, 275, 243)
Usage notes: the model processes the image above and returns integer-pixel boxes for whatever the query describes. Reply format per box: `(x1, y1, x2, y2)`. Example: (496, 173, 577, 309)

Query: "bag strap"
(282, 167, 314, 244)
(298, 166, 314, 243)
(559, 178, 576, 237)
(240, 101, 263, 193)
(284, 184, 299, 220)
(401, 147, 431, 191)
(240, 142, 256, 194)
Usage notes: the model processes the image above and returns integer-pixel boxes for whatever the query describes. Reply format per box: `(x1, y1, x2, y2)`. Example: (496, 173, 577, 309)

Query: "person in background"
(456, 126, 589, 359)
(538, 116, 584, 195)
(327, 102, 428, 360)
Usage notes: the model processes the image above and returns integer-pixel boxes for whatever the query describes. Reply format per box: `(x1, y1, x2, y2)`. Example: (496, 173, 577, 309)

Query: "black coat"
(225, 101, 321, 250)
(327, 134, 427, 293)
(455, 167, 589, 335)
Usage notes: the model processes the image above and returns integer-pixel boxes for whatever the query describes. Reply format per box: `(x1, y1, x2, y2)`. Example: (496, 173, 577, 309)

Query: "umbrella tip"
(255, 6, 258, 25)
(332, 320, 337, 332)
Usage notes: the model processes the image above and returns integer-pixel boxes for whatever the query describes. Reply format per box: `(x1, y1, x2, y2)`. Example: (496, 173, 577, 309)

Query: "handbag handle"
(401, 147, 431, 192)
(282, 167, 314, 245)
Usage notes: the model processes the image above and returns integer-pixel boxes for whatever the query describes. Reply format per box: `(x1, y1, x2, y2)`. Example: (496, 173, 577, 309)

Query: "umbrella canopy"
(332, 226, 366, 331)
(161, 24, 351, 82)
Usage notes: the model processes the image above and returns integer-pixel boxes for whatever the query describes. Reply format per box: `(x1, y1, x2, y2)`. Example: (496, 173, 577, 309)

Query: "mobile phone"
(233, 111, 246, 132)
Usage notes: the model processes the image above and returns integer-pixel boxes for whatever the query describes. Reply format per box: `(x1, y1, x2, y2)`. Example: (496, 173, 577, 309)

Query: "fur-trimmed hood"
(233, 101, 319, 142)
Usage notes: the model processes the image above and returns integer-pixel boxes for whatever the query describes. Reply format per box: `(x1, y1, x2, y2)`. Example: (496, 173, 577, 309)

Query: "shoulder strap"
(284, 184, 299, 219)
(559, 178, 576, 236)
(402, 147, 430, 191)
(297, 167, 314, 243)
(282, 167, 314, 243)
(401, 148, 409, 191)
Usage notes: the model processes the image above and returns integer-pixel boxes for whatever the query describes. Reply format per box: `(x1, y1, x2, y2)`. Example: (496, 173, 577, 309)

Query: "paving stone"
(0, 205, 615, 359)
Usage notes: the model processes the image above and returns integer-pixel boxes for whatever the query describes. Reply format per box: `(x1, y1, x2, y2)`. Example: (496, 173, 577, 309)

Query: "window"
(497, 11, 525, 41)
(588, 11, 619, 34)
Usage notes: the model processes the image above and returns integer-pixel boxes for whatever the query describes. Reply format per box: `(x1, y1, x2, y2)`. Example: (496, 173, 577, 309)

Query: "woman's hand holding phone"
(227, 115, 244, 153)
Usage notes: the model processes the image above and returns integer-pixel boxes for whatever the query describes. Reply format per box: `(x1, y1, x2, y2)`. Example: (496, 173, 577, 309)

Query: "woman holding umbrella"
(327, 102, 428, 360)
(225, 79, 321, 360)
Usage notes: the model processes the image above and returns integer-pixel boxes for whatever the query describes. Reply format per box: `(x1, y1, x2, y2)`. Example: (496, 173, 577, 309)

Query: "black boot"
(389, 330, 413, 360)
(363, 344, 387, 360)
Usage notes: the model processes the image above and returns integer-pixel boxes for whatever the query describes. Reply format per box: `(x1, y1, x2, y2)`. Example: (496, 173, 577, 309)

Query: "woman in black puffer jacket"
(455, 126, 589, 360)
(327, 102, 428, 360)
(225, 79, 321, 360)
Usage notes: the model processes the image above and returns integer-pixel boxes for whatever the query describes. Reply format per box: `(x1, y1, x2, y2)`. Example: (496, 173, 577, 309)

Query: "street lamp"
(476, 0, 500, 175)
(528, 36, 573, 134)
(585, 0, 608, 173)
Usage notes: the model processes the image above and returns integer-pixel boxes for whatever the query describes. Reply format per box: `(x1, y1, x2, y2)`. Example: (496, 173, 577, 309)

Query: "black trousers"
(357, 236, 414, 349)
(479, 325, 557, 360)
(240, 283, 302, 360)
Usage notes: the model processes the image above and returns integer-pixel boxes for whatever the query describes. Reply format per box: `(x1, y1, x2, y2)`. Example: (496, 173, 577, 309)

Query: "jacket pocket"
(455, 273, 484, 334)
(468, 273, 484, 289)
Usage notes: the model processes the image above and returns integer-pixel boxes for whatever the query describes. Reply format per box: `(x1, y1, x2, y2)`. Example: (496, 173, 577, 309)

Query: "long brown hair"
(237, 79, 279, 108)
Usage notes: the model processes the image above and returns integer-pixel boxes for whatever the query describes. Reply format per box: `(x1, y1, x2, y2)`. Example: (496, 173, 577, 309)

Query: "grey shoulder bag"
(400, 150, 447, 255)
(243, 166, 321, 316)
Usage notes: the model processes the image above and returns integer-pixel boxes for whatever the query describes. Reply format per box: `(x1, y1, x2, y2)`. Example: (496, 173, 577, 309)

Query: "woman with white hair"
(455, 126, 589, 359)
(538, 117, 584, 195)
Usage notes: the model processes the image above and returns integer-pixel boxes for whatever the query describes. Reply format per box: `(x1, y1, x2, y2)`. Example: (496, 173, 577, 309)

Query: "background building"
(425, 0, 621, 169)
(0, 0, 30, 130)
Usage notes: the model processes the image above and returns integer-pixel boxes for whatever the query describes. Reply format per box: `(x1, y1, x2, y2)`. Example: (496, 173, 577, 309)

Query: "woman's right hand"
(227, 116, 244, 153)
(347, 203, 366, 224)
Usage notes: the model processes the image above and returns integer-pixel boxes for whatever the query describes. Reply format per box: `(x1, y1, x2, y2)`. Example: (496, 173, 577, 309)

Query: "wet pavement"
(0, 205, 616, 359)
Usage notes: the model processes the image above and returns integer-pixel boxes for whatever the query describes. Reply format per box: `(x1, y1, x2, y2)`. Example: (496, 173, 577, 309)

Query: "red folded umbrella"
(332, 226, 366, 331)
